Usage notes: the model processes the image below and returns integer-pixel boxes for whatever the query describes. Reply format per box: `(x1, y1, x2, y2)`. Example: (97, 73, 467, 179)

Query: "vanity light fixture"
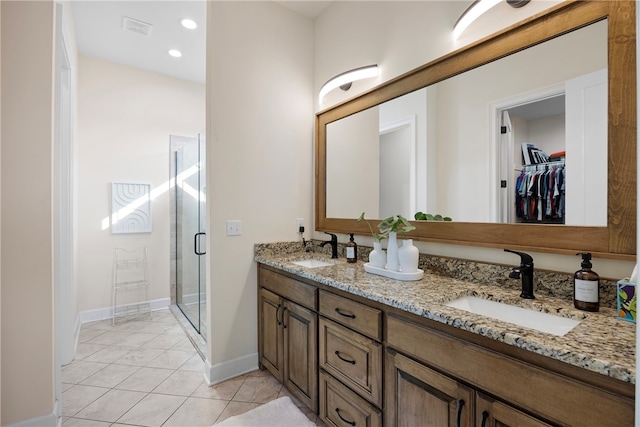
(168, 49, 183, 58)
(454, 0, 531, 40)
(453, 0, 501, 40)
(319, 65, 378, 103)
(179, 18, 198, 30)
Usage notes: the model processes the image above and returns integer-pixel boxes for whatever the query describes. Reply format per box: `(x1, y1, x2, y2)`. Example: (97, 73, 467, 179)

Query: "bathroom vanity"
(259, 1, 637, 425)
(256, 249, 635, 426)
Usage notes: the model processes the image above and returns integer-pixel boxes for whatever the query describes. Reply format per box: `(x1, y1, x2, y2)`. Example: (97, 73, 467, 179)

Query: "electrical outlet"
(226, 220, 242, 236)
(296, 218, 305, 233)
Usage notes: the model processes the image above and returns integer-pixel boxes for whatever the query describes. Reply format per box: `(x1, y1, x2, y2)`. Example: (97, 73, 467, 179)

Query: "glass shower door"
(175, 133, 206, 338)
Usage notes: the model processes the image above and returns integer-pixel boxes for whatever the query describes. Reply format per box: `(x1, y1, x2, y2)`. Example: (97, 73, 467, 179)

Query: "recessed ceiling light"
(180, 18, 197, 30)
(168, 49, 183, 58)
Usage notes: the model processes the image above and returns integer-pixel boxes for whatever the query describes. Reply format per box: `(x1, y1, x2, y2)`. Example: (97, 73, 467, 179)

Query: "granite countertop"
(255, 250, 636, 384)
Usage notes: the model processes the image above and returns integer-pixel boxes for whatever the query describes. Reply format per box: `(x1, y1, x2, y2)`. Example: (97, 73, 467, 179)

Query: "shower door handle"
(194, 232, 206, 255)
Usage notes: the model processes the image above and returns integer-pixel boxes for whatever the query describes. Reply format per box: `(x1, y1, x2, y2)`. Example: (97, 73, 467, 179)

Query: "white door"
(565, 68, 607, 226)
(379, 117, 416, 219)
(500, 110, 513, 223)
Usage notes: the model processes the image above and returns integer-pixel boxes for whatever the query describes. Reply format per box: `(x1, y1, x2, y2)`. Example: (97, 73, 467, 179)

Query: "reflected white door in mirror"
(496, 68, 607, 227)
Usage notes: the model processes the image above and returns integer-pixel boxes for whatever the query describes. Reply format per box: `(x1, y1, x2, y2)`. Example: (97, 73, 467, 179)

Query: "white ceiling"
(71, 1, 330, 84)
(276, 1, 331, 18)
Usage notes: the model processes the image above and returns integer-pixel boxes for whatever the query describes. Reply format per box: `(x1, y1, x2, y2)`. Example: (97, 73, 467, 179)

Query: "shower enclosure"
(170, 134, 206, 339)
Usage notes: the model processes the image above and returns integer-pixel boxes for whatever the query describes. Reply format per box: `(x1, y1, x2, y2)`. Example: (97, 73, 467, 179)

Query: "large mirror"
(316, 1, 636, 259)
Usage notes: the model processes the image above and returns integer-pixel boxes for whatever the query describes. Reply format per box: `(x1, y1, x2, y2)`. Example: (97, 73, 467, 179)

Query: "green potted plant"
(357, 212, 388, 242)
(378, 214, 416, 236)
(414, 212, 452, 222)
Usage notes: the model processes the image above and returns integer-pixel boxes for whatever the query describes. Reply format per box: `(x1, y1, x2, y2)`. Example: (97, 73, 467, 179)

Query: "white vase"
(368, 242, 386, 269)
(386, 232, 400, 271)
(398, 239, 419, 273)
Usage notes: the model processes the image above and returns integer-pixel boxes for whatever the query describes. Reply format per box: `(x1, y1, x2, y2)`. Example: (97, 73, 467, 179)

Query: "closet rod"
(517, 159, 565, 172)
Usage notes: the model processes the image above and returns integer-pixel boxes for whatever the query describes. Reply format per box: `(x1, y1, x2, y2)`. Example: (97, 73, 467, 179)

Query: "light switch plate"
(226, 220, 242, 236)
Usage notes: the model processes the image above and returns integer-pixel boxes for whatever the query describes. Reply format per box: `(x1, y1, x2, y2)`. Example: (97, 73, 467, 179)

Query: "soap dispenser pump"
(574, 252, 599, 312)
(346, 233, 357, 263)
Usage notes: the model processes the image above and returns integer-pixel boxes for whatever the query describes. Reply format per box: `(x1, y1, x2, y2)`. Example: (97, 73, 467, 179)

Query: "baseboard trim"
(78, 298, 170, 324)
(205, 352, 259, 385)
(73, 314, 82, 353)
(5, 399, 59, 427)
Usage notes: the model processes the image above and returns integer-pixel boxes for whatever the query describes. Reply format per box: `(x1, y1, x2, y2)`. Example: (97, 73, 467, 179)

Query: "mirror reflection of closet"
(499, 69, 607, 227)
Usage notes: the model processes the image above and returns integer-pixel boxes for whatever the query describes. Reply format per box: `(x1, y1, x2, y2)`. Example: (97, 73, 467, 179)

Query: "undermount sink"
(445, 296, 581, 337)
(291, 259, 333, 268)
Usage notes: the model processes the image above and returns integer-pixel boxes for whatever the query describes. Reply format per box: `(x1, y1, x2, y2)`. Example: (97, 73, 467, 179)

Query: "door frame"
(489, 83, 565, 223)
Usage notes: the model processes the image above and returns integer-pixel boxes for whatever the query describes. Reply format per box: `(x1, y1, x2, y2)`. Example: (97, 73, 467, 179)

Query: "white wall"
(206, 1, 313, 382)
(313, 1, 633, 278)
(1, 1, 56, 424)
(326, 107, 379, 218)
(76, 56, 205, 315)
(315, 1, 466, 109)
(525, 115, 565, 156)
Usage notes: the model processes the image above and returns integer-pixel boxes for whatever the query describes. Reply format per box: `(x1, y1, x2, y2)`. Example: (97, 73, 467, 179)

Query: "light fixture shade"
(453, 0, 502, 40)
(319, 65, 378, 102)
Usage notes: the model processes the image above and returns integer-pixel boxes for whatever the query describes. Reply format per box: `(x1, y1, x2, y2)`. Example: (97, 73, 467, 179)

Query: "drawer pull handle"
(276, 304, 282, 326)
(481, 410, 489, 427)
(282, 307, 288, 329)
(335, 351, 356, 364)
(335, 308, 356, 319)
(456, 399, 465, 427)
(335, 408, 356, 426)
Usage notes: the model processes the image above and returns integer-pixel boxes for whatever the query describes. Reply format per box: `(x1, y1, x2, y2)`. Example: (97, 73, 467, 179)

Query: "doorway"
(171, 134, 207, 340)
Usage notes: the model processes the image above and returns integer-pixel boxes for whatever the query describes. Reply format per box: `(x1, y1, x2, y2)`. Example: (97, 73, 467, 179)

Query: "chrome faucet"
(504, 249, 535, 299)
(321, 232, 339, 259)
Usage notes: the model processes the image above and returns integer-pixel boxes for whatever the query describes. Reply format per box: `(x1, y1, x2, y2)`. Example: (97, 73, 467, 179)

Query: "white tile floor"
(62, 309, 323, 426)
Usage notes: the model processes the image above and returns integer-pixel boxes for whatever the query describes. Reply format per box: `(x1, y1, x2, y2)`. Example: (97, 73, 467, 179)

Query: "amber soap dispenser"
(346, 233, 357, 263)
(574, 252, 599, 312)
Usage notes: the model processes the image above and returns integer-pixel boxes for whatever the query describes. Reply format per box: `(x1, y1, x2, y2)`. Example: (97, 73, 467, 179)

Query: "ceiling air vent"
(122, 16, 153, 37)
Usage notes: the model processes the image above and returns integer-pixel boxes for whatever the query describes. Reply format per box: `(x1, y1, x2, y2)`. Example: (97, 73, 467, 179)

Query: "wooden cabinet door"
(476, 393, 553, 427)
(283, 299, 318, 412)
(385, 349, 474, 427)
(259, 288, 284, 381)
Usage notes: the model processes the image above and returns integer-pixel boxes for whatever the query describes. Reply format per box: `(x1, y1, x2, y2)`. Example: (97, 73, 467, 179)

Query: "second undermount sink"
(445, 296, 581, 337)
(291, 259, 333, 268)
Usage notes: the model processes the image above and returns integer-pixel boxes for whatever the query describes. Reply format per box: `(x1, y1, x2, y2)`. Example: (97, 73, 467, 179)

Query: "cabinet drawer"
(259, 266, 317, 310)
(319, 290, 381, 340)
(319, 317, 382, 407)
(319, 370, 381, 427)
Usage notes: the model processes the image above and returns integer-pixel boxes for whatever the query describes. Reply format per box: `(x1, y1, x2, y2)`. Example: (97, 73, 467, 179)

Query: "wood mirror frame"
(315, 0, 636, 260)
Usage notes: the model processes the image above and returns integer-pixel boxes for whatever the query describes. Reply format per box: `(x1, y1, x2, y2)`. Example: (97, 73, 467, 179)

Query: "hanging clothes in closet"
(515, 162, 565, 224)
